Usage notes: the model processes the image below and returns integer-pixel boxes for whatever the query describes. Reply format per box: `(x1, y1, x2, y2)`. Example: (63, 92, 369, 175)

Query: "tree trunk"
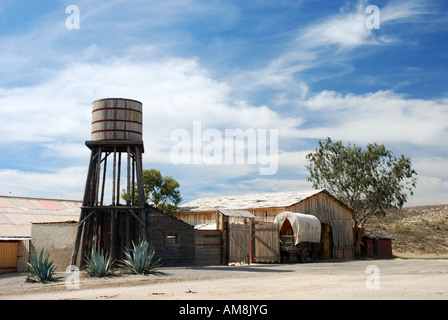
(353, 225, 362, 254)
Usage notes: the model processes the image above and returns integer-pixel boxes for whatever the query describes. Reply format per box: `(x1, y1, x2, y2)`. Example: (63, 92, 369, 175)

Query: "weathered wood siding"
(91, 98, 143, 141)
(224, 222, 280, 264)
(146, 208, 195, 266)
(287, 192, 353, 250)
(245, 207, 286, 222)
(173, 211, 217, 228)
(320, 223, 332, 260)
(228, 223, 251, 264)
(194, 230, 221, 265)
(253, 222, 280, 263)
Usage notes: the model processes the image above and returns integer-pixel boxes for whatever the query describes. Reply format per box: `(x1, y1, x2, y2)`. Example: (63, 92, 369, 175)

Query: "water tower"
(71, 98, 147, 266)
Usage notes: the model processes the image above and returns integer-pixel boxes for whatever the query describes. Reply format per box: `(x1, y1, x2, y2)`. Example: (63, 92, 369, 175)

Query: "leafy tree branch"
(306, 137, 417, 249)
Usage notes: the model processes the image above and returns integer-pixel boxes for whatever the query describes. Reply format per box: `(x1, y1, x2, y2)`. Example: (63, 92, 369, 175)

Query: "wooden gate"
(228, 224, 251, 264)
(226, 222, 280, 264)
(253, 223, 280, 263)
(0, 240, 19, 273)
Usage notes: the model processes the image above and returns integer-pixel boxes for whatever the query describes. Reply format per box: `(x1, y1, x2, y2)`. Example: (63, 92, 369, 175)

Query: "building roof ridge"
(0, 195, 81, 202)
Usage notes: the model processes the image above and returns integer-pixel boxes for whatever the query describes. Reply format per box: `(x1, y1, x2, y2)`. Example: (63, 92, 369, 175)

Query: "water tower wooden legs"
(71, 141, 147, 267)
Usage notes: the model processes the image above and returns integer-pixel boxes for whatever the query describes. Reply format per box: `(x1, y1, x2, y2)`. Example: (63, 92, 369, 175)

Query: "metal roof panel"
(0, 196, 81, 238)
(218, 209, 255, 218)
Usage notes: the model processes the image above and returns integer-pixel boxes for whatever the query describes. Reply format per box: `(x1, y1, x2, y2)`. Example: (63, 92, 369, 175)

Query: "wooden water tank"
(91, 98, 142, 141)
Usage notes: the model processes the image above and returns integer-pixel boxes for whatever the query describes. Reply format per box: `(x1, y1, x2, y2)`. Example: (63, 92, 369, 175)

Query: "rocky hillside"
(367, 204, 448, 256)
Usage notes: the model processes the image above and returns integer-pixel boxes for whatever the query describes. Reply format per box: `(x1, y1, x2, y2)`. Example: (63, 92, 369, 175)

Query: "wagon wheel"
(298, 249, 308, 263)
(311, 251, 319, 262)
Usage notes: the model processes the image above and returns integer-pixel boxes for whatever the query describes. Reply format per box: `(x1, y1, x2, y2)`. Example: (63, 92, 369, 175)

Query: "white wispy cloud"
(300, 0, 428, 50)
(380, 0, 428, 24)
(229, 0, 431, 99)
(0, 166, 87, 200)
(299, 90, 448, 147)
(298, 2, 372, 50)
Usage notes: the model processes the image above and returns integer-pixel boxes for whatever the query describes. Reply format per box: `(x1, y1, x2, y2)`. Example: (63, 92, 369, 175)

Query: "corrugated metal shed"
(0, 196, 81, 239)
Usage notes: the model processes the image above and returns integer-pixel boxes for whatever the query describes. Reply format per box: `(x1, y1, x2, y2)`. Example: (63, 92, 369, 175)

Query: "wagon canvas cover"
(274, 211, 321, 245)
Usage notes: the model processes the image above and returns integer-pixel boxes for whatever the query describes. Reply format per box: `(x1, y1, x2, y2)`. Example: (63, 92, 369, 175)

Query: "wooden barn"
(174, 189, 354, 261)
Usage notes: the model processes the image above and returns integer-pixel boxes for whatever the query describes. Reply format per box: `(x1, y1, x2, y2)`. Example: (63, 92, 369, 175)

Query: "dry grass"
(367, 204, 448, 256)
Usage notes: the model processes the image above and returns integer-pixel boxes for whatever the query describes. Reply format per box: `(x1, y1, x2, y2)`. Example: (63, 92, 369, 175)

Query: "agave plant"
(26, 248, 59, 284)
(120, 241, 162, 275)
(84, 247, 114, 277)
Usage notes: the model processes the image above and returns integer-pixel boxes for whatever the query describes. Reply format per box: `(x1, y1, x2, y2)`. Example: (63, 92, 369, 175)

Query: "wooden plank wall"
(320, 223, 332, 260)
(172, 211, 217, 228)
(333, 248, 355, 259)
(194, 230, 221, 265)
(246, 207, 286, 222)
(287, 192, 354, 254)
(146, 208, 195, 266)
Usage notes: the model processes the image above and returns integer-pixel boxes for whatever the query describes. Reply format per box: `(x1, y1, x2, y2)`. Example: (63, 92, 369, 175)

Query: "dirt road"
(1, 258, 447, 300)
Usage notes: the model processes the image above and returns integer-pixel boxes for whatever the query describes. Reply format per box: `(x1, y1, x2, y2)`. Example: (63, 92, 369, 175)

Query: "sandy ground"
(1, 257, 447, 301)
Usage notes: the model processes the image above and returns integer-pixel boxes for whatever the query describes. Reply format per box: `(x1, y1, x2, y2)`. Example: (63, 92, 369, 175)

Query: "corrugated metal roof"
(179, 189, 325, 212)
(0, 196, 81, 238)
(218, 209, 255, 218)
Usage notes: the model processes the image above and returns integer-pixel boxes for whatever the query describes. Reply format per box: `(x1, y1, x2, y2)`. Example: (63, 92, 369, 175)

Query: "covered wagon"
(274, 211, 321, 263)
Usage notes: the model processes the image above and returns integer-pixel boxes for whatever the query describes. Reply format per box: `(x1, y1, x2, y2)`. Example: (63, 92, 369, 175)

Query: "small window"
(165, 233, 180, 246)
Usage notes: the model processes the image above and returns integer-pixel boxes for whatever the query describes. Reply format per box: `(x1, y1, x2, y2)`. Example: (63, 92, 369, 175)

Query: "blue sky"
(0, 0, 447, 206)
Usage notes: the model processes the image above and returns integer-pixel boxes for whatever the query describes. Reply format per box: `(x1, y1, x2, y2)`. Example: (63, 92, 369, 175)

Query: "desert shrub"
(84, 248, 114, 277)
(120, 241, 162, 275)
(412, 230, 424, 239)
(395, 224, 412, 235)
(26, 248, 59, 284)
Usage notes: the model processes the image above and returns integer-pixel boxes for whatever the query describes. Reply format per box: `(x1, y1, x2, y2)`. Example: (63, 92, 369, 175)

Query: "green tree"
(121, 169, 182, 213)
(305, 137, 417, 249)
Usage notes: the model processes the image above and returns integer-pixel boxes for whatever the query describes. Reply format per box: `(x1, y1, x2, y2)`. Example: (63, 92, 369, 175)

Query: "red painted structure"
(361, 230, 393, 257)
